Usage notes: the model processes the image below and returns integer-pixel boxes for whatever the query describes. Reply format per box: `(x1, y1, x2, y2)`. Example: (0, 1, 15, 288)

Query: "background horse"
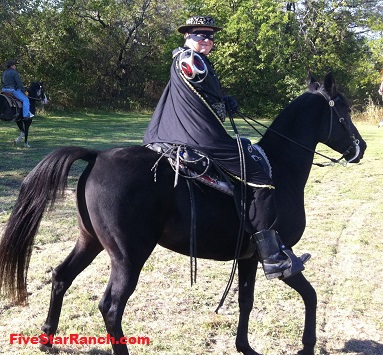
(0, 81, 47, 147)
(0, 73, 366, 355)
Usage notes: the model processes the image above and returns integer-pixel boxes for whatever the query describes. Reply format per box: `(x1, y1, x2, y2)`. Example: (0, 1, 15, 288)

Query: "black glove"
(224, 96, 238, 116)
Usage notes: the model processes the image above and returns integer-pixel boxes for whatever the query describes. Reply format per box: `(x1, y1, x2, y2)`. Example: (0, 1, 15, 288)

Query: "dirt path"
(299, 155, 383, 355)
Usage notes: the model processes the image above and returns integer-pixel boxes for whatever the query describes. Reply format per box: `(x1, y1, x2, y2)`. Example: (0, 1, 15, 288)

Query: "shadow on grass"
(341, 339, 383, 354)
(41, 344, 112, 354)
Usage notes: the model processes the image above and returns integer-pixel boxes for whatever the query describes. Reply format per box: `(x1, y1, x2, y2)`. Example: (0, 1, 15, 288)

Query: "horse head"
(28, 82, 48, 105)
(309, 72, 366, 163)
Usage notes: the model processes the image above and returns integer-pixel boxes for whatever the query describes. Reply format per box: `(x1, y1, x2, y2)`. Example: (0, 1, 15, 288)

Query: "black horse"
(0, 81, 47, 147)
(0, 74, 366, 355)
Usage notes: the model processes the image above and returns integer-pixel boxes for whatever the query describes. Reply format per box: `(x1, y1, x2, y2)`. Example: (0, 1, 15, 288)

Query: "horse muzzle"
(344, 138, 366, 163)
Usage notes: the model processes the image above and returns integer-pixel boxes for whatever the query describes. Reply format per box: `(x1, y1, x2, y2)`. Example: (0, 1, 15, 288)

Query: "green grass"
(0, 112, 382, 355)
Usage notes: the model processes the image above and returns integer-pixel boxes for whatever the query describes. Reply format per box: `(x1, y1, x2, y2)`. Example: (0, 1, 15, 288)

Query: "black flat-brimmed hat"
(177, 16, 223, 34)
(6, 59, 19, 67)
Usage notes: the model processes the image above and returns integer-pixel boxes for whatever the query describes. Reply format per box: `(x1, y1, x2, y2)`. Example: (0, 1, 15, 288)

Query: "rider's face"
(184, 27, 214, 55)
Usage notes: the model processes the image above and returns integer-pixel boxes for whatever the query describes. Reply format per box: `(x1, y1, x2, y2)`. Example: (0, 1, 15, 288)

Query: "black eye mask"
(188, 30, 214, 42)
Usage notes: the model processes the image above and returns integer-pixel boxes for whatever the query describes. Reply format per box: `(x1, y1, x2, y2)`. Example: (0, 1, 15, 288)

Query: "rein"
(215, 110, 247, 313)
(186, 179, 198, 286)
(237, 111, 345, 166)
(27, 95, 43, 101)
(27, 90, 44, 101)
(236, 90, 360, 167)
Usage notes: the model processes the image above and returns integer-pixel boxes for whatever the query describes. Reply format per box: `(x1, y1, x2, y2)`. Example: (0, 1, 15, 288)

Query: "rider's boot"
(23, 112, 34, 120)
(252, 229, 311, 280)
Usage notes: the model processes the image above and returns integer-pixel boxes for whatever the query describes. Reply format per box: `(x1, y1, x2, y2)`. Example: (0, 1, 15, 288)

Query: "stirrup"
(278, 250, 311, 280)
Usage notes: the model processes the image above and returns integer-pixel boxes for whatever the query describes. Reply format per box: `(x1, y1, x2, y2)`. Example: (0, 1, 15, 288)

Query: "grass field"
(0, 111, 382, 355)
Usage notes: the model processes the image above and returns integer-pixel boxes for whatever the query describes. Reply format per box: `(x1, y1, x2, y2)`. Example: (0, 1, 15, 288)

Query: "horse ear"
(307, 72, 320, 92)
(323, 72, 337, 97)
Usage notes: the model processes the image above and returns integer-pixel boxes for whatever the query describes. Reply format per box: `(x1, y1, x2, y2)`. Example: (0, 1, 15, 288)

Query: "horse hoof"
(297, 349, 315, 355)
(12, 140, 17, 146)
(39, 344, 58, 353)
(25, 143, 31, 148)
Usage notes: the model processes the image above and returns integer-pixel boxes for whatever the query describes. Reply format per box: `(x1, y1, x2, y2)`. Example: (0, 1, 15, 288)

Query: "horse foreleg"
(236, 256, 262, 355)
(40, 235, 103, 350)
(282, 273, 317, 355)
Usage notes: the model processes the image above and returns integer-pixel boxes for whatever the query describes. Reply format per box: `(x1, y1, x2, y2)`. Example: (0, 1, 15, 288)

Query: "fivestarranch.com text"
(10, 333, 150, 346)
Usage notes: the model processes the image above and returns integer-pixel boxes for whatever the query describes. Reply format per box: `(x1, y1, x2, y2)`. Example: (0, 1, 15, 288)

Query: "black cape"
(143, 47, 239, 157)
(143, 47, 271, 185)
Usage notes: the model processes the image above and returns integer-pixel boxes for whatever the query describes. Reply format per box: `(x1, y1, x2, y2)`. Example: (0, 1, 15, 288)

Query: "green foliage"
(183, 0, 382, 115)
(0, 0, 382, 115)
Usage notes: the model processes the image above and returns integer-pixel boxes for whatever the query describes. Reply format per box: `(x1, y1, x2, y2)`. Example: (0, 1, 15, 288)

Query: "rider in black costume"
(143, 15, 310, 280)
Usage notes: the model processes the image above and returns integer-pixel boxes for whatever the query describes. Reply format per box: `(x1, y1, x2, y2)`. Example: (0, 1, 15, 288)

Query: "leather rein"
(236, 90, 360, 167)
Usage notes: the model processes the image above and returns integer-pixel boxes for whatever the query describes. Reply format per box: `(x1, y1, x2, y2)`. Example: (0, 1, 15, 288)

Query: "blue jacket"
(1, 68, 26, 91)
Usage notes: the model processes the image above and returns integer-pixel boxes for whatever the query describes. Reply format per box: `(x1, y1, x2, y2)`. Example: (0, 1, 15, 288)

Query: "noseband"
(317, 89, 360, 164)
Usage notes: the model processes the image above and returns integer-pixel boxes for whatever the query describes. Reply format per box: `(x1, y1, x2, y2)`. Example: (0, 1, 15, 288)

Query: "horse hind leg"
(40, 233, 103, 350)
(13, 120, 31, 147)
(13, 132, 24, 146)
(22, 120, 32, 148)
(24, 119, 32, 148)
(98, 259, 144, 355)
(13, 129, 25, 146)
(98, 233, 158, 355)
(13, 121, 29, 147)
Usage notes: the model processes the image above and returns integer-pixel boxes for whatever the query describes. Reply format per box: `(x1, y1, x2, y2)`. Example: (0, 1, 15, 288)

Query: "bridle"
(27, 83, 45, 101)
(236, 89, 361, 167)
(316, 88, 360, 165)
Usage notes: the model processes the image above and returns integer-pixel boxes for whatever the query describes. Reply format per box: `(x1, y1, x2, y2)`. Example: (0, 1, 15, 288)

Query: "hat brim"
(177, 25, 223, 34)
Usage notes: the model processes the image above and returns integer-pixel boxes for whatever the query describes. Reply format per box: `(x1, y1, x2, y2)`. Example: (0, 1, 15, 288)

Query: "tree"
(1, 0, 185, 109)
(182, 0, 380, 115)
(37, 0, 184, 109)
(1, 0, 382, 113)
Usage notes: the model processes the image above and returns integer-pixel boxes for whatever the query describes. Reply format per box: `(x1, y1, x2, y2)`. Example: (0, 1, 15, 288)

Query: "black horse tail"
(0, 146, 98, 305)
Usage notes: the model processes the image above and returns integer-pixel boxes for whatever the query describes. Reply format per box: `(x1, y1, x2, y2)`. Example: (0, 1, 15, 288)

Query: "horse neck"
(28, 85, 39, 112)
(258, 96, 323, 191)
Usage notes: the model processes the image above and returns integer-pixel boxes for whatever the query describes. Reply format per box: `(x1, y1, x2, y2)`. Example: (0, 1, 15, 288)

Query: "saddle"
(146, 141, 272, 195)
(0, 92, 22, 121)
(146, 142, 273, 264)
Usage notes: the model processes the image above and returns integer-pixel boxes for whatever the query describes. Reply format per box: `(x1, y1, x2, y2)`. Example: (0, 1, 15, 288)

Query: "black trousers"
(208, 138, 273, 187)
(212, 139, 277, 235)
(233, 184, 277, 235)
